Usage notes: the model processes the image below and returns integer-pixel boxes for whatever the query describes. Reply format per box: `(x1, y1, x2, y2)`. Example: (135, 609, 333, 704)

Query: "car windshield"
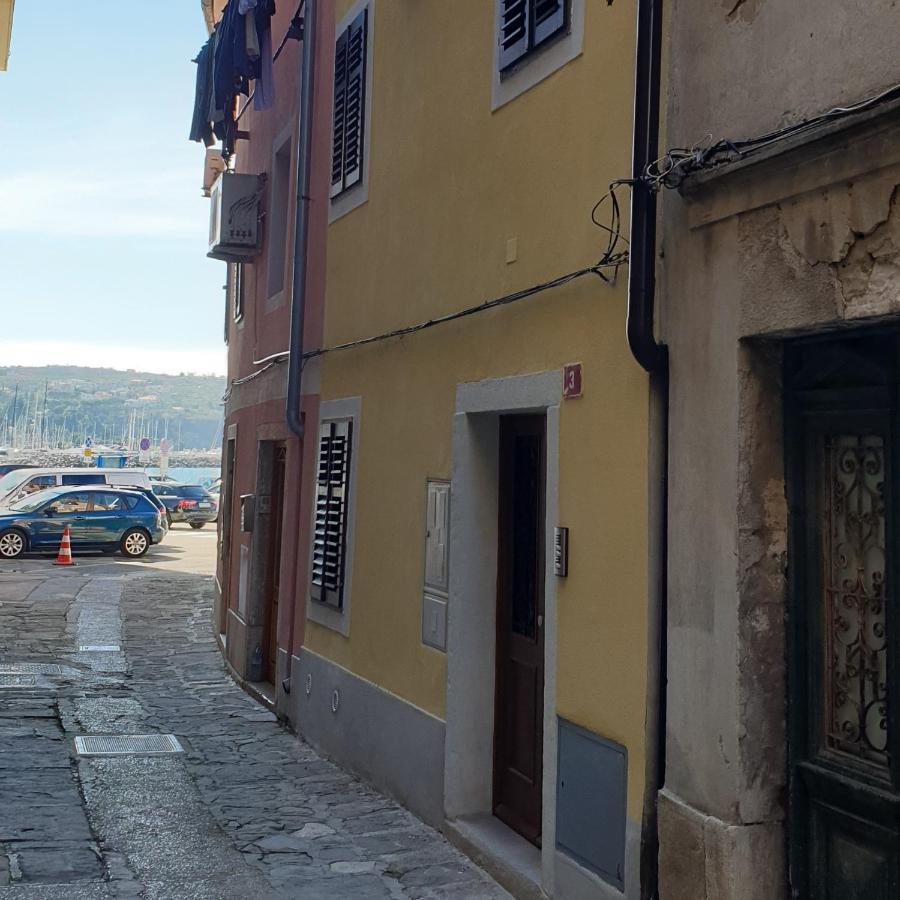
(8, 489, 65, 512)
(0, 470, 32, 496)
(181, 486, 210, 499)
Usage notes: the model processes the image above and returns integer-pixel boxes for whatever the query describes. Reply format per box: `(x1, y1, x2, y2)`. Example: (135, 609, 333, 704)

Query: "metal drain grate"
(74, 734, 184, 756)
(78, 645, 121, 652)
(0, 674, 36, 687)
(0, 663, 62, 676)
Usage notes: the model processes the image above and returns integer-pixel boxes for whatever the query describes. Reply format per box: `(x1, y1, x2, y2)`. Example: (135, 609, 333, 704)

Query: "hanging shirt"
(189, 36, 215, 146)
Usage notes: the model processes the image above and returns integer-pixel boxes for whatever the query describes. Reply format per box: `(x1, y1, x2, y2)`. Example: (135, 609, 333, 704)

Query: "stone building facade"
(658, 2, 900, 896)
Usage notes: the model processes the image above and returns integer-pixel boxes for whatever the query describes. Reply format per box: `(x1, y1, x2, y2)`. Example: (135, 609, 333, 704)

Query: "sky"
(0, 2, 227, 376)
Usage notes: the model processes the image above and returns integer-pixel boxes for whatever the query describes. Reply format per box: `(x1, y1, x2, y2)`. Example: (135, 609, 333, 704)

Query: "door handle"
(73, 516, 87, 520)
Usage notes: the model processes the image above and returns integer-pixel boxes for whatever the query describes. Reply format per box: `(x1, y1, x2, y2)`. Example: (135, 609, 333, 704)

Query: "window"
(498, 0, 568, 71)
(92, 492, 139, 511)
(330, 8, 368, 199)
(229, 262, 244, 322)
(21, 475, 57, 496)
(61, 473, 105, 485)
(311, 419, 353, 609)
(266, 138, 292, 299)
(47, 492, 90, 514)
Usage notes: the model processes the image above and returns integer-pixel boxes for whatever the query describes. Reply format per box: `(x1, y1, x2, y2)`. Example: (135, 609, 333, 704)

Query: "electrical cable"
(647, 80, 900, 189)
(224, 178, 632, 395)
(235, 0, 307, 124)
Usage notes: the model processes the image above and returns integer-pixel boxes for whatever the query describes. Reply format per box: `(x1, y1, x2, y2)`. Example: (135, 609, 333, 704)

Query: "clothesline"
(236, 0, 306, 125)
(190, 0, 307, 159)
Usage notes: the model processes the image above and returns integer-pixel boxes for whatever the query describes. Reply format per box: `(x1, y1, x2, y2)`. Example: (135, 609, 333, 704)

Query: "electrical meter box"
(208, 172, 261, 262)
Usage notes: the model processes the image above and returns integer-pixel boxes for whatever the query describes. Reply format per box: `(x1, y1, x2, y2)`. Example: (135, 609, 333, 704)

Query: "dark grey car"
(152, 483, 218, 529)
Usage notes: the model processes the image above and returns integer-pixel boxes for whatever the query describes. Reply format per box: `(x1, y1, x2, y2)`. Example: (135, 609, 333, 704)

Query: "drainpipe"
(286, 0, 316, 439)
(282, 0, 316, 696)
(627, 0, 668, 898)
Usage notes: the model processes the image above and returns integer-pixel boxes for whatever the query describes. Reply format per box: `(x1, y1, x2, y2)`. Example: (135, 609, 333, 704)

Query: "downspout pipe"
(286, 0, 316, 438)
(628, 0, 668, 898)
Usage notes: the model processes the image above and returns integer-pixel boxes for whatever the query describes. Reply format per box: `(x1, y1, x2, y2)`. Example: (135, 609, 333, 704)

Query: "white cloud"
(0, 341, 226, 377)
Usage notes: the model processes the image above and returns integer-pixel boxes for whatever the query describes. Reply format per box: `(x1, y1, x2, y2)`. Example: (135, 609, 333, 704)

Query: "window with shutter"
(311, 420, 353, 608)
(330, 9, 368, 199)
(497, 0, 567, 71)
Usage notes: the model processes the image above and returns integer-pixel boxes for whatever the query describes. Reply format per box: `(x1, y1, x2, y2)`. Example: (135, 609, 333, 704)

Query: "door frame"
(785, 332, 900, 896)
(263, 442, 287, 684)
(444, 370, 561, 889)
(218, 429, 237, 636)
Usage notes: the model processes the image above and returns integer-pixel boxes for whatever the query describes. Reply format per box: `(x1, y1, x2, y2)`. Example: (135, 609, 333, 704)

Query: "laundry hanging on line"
(190, 0, 276, 158)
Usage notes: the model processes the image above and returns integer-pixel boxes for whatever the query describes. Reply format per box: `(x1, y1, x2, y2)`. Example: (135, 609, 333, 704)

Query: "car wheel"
(190, 522, 205, 530)
(166, 512, 173, 528)
(120, 528, 150, 558)
(0, 529, 26, 559)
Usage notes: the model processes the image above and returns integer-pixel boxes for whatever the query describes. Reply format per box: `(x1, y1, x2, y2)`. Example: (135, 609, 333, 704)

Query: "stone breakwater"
(3, 450, 222, 469)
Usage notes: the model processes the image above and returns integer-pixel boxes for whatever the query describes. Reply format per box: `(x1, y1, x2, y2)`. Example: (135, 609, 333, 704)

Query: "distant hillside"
(0, 366, 226, 451)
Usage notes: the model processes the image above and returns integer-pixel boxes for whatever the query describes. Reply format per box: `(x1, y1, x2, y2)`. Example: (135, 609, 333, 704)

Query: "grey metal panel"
(74, 734, 183, 756)
(422, 594, 447, 651)
(556, 718, 627, 891)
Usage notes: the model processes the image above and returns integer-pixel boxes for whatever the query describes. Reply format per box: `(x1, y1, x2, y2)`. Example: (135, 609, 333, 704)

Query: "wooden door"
(263, 444, 287, 685)
(219, 437, 236, 634)
(786, 335, 900, 898)
(494, 414, 545, 845)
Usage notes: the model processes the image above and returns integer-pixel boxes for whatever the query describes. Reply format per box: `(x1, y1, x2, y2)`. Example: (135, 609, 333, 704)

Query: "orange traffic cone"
(53, 526, 76, 566)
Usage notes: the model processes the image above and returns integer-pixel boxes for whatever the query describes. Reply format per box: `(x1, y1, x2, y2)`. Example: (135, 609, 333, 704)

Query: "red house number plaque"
(563, 363, 583, 399)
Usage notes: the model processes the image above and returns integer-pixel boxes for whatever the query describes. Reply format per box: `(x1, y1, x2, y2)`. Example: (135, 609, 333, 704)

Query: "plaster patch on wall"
(836, 186, 900, 319)
(779, 177, 895, 266)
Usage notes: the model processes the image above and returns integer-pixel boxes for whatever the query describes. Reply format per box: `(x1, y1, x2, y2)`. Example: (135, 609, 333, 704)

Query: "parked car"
(152, 483, 218, 528)
(129, 487, 169, 535)
(0, 486, 166, 559)
(0, 464, 36, 478)
(0, 467, 153, 507)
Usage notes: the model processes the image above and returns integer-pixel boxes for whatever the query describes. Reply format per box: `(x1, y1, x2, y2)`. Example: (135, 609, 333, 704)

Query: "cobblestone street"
(0, 564, 507, 899)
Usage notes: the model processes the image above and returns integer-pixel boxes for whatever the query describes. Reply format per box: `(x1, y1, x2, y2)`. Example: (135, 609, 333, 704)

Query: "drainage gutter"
(627, 0, 668, 897)
(286, 0, 316, 439)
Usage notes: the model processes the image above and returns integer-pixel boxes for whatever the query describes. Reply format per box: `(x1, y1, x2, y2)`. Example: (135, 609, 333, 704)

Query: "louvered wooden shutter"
(498, 0, 529, 69)
(330, 9, 368, 198)
(498, 0, 567, 71)
(311, 420, 352, 608)
(330, 29, 349, 197)
(533, 0, 565, 46)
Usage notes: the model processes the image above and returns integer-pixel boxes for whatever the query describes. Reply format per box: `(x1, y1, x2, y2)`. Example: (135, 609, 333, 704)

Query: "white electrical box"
(422, 480, 450, 651)
(424, 481, 450, 594)
(208, 172, 261, 262)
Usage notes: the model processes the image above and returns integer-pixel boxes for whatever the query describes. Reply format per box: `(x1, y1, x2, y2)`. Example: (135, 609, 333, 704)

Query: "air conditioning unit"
(208, 172, 262, 262)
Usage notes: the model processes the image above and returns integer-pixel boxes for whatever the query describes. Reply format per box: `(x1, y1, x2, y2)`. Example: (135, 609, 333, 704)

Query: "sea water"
(144, 466, 220, 486)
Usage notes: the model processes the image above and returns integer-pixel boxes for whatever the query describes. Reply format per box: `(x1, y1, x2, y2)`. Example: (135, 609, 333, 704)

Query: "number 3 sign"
(563, 363, 583, 399)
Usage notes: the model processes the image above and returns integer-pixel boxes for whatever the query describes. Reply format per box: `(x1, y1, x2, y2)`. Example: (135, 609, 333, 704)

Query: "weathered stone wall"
(658, 111, 900, 898)
(667, 0, 900, 148)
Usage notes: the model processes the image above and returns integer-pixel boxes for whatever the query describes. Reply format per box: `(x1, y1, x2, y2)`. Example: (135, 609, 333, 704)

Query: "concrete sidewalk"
(0, 571, 508, 899)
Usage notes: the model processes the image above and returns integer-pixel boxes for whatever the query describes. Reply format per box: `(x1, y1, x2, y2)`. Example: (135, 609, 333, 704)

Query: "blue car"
(0, 486, 166, 559)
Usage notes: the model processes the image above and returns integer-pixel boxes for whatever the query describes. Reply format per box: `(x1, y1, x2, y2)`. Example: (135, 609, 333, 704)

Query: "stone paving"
(0, 570, 509, 899)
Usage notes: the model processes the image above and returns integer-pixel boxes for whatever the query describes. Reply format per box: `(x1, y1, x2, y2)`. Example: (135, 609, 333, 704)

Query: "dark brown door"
(263, 444, 287, 685)
(219, 437, 236, 634)
(494, 414, 545, 845)
(786, 335, 900, 898)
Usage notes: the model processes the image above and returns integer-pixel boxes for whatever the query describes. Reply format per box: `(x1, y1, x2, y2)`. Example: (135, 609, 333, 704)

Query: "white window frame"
(265, 126, 294, 307)
(306, 396, 361, 636)
(491, 0, 584, 111)
(328, 0, 375, 223)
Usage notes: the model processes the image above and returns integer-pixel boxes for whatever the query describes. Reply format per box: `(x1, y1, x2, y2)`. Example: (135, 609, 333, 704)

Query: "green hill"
(0, 366, 226, 450)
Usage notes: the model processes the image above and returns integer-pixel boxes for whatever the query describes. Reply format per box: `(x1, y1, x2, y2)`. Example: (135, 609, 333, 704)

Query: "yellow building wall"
(308, 0, 648, 820)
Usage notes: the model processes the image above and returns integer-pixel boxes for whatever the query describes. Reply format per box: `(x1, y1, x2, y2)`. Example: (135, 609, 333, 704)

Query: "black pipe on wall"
(627, 0, 668, 897)
(286, 0, 316, 438)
